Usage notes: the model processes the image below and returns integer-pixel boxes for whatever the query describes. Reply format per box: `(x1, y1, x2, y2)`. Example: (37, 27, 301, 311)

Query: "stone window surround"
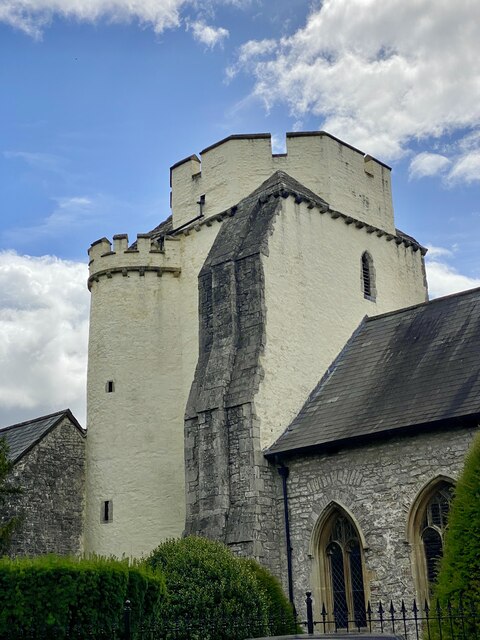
(406, 474, 455, 605)
(309, 501, 370, 619)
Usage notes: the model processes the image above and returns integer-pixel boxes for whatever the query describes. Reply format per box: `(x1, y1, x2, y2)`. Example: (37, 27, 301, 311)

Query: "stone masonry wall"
(185, 176, 289, 576)
(185, 169, 427, 581)
(7, 417, 85, 556)
(281, 425, 477, 616)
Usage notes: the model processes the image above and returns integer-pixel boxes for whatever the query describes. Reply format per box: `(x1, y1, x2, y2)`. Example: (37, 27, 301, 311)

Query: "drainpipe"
(171, 195, 206, 235)
(277, 461, 295, 610)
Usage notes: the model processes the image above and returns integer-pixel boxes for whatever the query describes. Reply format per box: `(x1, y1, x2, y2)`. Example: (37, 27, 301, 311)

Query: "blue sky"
(1, 0, 479, 427)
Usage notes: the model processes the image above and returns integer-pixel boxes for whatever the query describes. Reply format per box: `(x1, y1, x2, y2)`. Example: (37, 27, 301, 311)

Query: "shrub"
(435, 434, 480, 602)
(146, 536, 270, 639)
(432, 433, 480, 638)
(240, 558, 298, 635)
(0, 555, 165, 639)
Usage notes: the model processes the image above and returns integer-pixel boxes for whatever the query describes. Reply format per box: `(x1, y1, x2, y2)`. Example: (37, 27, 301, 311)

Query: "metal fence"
(0, 600, 298, 639)
(302, 591, 480, 640)
(2, 593, 479, 639)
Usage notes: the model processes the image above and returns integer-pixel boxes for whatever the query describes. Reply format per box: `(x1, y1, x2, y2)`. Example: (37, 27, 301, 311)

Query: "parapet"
(87, 233, 181, 290)
(170, 132, 395, 233)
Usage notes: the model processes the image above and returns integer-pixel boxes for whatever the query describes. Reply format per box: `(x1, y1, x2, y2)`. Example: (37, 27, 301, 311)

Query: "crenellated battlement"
(170, 131, 395, 233)
(87, 233, 181, 290)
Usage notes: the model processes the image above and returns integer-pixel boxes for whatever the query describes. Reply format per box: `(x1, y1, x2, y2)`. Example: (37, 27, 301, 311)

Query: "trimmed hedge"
(147, 536, 271, 639)
(0, 555, 165, 639)
(241, 558, 298, 636)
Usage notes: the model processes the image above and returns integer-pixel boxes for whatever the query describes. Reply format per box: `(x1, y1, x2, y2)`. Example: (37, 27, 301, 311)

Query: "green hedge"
(0, 555, 165, 639)
(241, 558, 298, 636)
(147, 536, 271, 639)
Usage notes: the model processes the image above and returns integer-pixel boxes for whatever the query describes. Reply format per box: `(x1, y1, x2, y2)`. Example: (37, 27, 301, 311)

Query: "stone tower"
(85, 132, 428, 560)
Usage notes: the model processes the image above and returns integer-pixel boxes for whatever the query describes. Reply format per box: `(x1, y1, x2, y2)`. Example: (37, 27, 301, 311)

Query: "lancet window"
(320, 510, 367, 628)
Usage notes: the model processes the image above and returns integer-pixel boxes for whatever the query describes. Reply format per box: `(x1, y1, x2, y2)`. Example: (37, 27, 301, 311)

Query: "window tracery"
(409, 478, 454, 601)
(318, 509, 367, 627)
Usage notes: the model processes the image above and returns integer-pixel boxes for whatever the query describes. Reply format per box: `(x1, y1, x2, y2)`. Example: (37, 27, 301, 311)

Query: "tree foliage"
(0, 437, 22, 555)
(434, 433, 480, 603)
(240, 557, 298, 635)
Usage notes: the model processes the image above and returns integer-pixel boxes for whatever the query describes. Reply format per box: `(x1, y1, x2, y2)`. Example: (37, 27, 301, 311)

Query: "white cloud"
(0, 251, 89, 428)
(188, 20, 228, 48)
(426, 260, 480, 299)
(447, 151, 480, 184)
(3, 195, 97, 245)
(226, 38, 276, 80)
(232, 0, 480, 167)
(0, 0, 186, 37)
(409, 153, 450, 179)
(3, 150, 66, 173)
(271, 133, 286, 154)
(425, 244, 480, 298)
(425, 245, 454, 260)
(0, 0, 247, 39)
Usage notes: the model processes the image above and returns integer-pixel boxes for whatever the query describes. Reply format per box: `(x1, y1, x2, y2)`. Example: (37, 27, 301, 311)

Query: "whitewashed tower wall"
(86, 132, 428, 560)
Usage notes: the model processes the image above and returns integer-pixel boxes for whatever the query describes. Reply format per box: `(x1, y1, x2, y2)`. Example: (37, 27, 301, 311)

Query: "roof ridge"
(0, 409, 70, 433)
(365, 285, 480, 324)
(0, 408, 84, 435)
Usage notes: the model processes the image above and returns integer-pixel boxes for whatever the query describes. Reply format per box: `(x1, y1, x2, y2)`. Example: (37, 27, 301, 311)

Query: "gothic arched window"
(319, 509, 367, 628)
(409, 478, 454, 601)
(361, 252, 376, 301)
(420, 482, 453, 586)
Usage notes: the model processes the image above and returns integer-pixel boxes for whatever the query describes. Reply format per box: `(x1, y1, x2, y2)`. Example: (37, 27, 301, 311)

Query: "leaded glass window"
(420, 482, 454, 588)
(325, 513, 367, 628)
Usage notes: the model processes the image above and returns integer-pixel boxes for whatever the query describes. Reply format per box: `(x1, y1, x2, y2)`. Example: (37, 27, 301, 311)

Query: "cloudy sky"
(1, 0, 479, 427)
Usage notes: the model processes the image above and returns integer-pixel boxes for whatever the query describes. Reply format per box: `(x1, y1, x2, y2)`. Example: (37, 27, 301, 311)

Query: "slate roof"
(267, 287, 480, 457)
(149, 215, 173, 241)
(0, 409, 84, 463)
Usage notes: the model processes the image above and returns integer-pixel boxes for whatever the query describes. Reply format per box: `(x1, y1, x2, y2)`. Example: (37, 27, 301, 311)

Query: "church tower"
(85, 132, 428, 560)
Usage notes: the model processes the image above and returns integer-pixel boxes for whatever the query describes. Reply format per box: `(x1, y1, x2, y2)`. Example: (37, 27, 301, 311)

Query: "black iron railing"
(302, 591, 480, 639)
(2, 593, 479, 639)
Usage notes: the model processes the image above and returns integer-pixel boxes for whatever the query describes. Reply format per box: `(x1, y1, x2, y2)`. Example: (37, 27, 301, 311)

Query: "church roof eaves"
(266, 286, 480, 458)
(0, 409, 85, 464)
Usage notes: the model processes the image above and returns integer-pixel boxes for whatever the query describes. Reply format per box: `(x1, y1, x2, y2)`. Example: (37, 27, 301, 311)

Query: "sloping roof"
(267, 287, 480, 457)
(0, 409, 84, 463)
(148, 215, 173, 240)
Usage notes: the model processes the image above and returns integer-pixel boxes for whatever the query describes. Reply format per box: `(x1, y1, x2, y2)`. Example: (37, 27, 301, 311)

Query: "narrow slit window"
(102, 500, 113, 523)
(361, 252, 376, 301)
(106, 380, 115, 393)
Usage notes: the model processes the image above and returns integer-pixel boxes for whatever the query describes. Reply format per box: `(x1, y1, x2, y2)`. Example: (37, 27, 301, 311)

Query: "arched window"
(361, 252, 376, 300)
(420, 482, 453, 586)
(409, 478, 454, 601)
(315, 508, 367, 628)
